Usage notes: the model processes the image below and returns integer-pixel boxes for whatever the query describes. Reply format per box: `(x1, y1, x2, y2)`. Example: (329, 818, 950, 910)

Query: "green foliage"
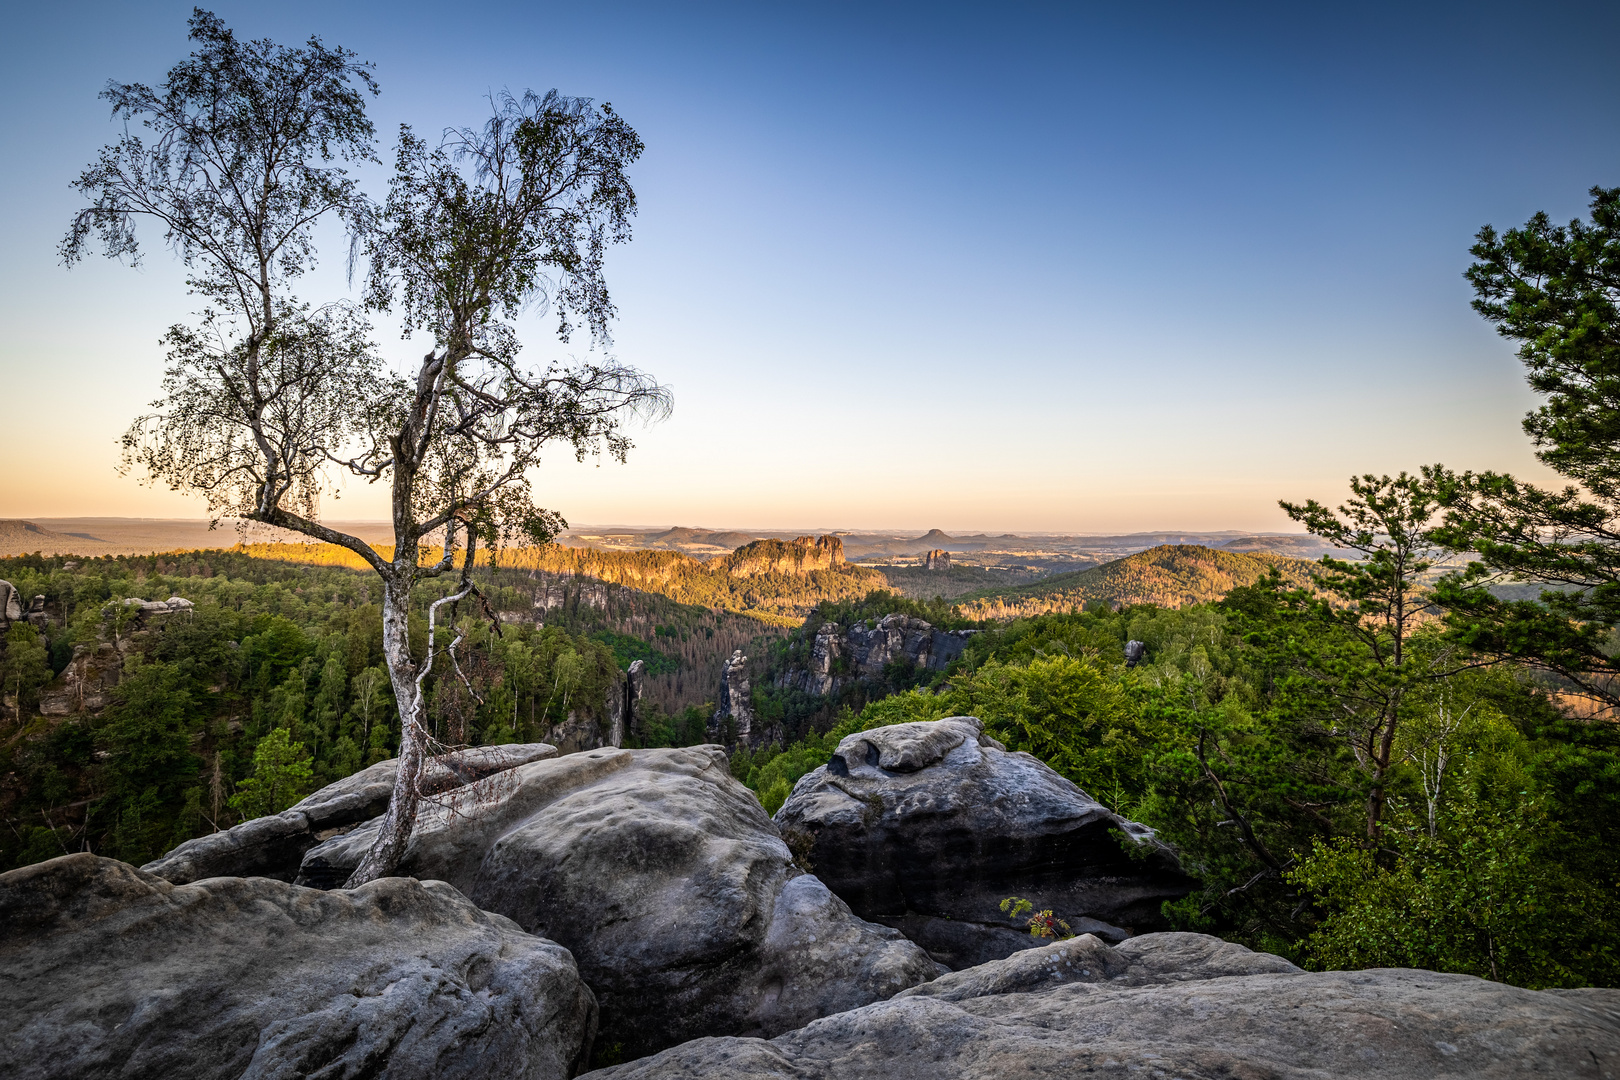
(1, 624, 51, 713)
(735, 582, 1620, 988)
(1001, 896, 1074, 939)
(93, 659, 203, 865)
(1289, 777, 1618, 989)
(590, 629, 680, 674)
(1424, 187, 1620, 712)
(228, 728, 315, 819)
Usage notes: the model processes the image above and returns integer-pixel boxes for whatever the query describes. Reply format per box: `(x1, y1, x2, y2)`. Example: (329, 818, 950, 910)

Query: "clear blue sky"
(2, 1, 1616, 532)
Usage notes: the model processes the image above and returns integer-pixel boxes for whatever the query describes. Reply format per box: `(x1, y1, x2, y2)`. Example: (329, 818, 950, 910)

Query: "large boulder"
(142, 742, 557, 884)
(774, 717, 1195, 968)
(585, 931, 1620, 1079)
(297, 746, 941, 1060)
(0, 853, 596, 1080)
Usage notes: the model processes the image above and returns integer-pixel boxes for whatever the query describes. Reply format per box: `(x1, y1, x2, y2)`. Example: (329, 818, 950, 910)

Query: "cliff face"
(780, 613, 975, 697)
(720, 536, 845, 579)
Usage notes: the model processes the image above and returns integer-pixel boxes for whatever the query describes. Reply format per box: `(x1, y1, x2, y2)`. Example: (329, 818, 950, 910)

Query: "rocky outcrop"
(296, 746, 940, 1060)
(923, 548, 951, 571)
(142, 742, 558, 884)
(105, 596, 196, 631)
(585, 932, 1620, 1080)
(0, 580, 49, 631)
(618, 658, 645, 745)
(0, 579, 23, 624)
(37, 642, 123, 716)
(780, 613, 973, 697)
(0, 853, 597, 1080)
(721, 535, 845, 578)
(114, 595, 196, 616)
(774, 717, 1194, 969)
(711, 649, 756, 746)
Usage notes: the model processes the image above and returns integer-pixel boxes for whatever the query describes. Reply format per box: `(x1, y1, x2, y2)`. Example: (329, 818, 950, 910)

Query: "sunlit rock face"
(584, 931, 1620, 1080)
(775, 716, 1194, 969)
(721, 535, 845, 578)
(296, 746, 941, 1060)
(0, 854, 597, 1080)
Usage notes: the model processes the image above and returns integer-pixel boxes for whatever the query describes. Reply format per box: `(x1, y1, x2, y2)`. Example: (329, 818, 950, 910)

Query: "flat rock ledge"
(584, 931, 1620, 1080)
(0, 853, 596, 1080)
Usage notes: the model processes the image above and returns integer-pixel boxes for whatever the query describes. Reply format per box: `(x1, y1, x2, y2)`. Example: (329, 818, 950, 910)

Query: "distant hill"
(1218, 535, 1350, 559)
(0, 520, 125, 557)
(954, 544, 1317, 619)
(0, 518, 398, 557)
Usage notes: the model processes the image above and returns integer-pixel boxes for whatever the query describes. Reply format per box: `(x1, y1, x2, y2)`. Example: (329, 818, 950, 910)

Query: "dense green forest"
(0, 550, 779, 872)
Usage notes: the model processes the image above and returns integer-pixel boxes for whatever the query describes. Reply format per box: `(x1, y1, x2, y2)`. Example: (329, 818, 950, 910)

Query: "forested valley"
(0, 549, 790, 871)
(4, 7, 1618, 1032)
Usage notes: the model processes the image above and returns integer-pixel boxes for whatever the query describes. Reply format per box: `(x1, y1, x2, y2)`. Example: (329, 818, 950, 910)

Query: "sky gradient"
(3, 1, 1617, 533)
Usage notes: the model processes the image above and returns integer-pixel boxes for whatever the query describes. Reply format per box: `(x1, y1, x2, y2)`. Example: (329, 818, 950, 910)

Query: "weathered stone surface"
(623, 658, 644, 742)
(896, 930, 1300, 1002)
(298, 746, 941, 1059)
(0, 853, 596, 1080)
(142, 742, 557, 884)
(780, 613, 974, 697)
(923, 548, 950, 571)
(37, 642, 123, 716)
(0, 579, 23, 623)
(711, 649, 757, 746)
(775, 717, 1194, 968)
(585, 932, 1620, 1080)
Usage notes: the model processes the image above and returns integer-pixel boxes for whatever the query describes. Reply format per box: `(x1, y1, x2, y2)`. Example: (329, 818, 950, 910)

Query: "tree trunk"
(343, 578, 426, 887)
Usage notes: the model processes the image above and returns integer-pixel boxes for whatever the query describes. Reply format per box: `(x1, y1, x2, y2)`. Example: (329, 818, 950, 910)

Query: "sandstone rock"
(774, 717, 1194, 968)
(721, 535, 844, 578)
(923, 548, 951, 571)
(604, 659, 645, 749)
(780, 613, 974, 697)
(0, 579, 23, 623)
(621, 658, 645, 744)
(711, 649, 757, 746)
(37, 642, 122, 716)
(142, 742, 557, 884)
(585, 932, 1620, 1080)
(111, 595, 195, 618)
(0, 853, 596, 1080)
(896, 930, 1300, 1002)
(297, 746, 941, 1060)
(846, 613, 971, 678)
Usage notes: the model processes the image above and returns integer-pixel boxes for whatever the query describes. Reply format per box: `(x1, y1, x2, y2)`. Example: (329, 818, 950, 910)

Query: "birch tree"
(65, 11, 666, 885)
